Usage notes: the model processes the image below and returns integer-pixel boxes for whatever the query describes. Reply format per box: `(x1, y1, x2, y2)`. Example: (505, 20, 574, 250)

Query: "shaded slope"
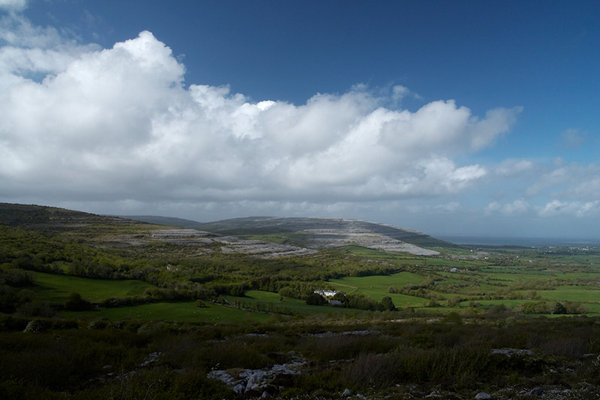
(0, 202, 134, 228)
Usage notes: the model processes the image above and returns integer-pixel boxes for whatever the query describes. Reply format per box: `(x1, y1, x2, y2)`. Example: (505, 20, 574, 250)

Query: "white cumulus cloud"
(495, 158, 534, 177)
(0, 18, 521, 211)
(525, 163, 600, 199)
(485, 199, 531, 216)
(0, 0, 26, 12)
(538, 200, 600, 218)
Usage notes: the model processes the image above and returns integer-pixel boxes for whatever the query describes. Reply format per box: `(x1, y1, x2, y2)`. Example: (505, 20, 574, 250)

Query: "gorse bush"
(0, 268, 34, 287)
(65, 292, 92, 311)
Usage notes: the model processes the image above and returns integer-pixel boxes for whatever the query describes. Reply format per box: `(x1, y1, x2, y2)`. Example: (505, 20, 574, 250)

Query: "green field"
(32, 271, 155, 303)
(321, 267, 600, 314)
(339, 245, 423, 262)
(27, 266, 600, 318)
(459, 299, 529, 308)
(62, 301, 271, 323)
(536, 285, 600, 303)
(328, 271, 429, 307)
(226, 290, 356, 315)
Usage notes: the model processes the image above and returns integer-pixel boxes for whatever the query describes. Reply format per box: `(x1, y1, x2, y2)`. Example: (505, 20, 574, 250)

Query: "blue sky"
(0, 0, 599, 240)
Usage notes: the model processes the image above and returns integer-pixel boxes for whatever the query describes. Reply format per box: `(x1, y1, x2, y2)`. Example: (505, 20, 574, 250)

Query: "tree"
(305, 292, 326, 306)
(332, 292, 349, 306)
(552, 302, 567, 315)
(64, 292, 92, 311)
(380, 296, 396, 311)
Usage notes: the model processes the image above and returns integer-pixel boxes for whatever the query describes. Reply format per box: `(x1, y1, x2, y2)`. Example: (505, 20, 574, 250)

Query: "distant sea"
(437, 236, 600, 247)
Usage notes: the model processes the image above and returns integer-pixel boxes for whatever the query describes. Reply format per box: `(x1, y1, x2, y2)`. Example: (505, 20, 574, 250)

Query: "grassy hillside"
(32, 271, 155, 303)
(3, 203, 600, 399)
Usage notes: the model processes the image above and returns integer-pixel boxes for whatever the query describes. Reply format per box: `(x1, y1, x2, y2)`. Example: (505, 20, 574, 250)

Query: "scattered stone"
(139, 352, 161, 368)
(246, 333, 269, 337)
(233, 383, 245, 394)
(218, 236, 317, 258)
(207, 357, 306, 395)
(243, 370, 267, 393)
(491, 348, 533, 357)
(303, 228, 440, 256)
(548, 388, 572, 395)
(23, 319, 46, 333)
(342, 330, 377, 336)
(88, 318, 109, 329)
(529, 387, 544, 396)
(148, 229, 317, 259)
(475, 392, 492, 400)
(310, 330, 379, 338)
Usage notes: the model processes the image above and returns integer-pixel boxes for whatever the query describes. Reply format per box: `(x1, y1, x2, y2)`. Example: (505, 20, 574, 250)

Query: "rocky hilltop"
(129, 216, 455, 256)
(0, 203, 452, 257)
(0, 203, 315, 259)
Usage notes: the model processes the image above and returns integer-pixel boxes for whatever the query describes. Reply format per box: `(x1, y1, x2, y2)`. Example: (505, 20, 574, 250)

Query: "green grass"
(556, 272, 600, 282)
(328, 272, 428, 306)
(480, 271, 553, 281)
(536, 286, 600, 303)
(32, 271, 155, 303)
(459, 299, 530, 308)
(62, 301, 271, 323)
(582, 303, 600, 314)
(17, 242, 600, 320)
(226, 290, 355, 314)
(424, 257, 477, 267)
(335, 245, 422, 262)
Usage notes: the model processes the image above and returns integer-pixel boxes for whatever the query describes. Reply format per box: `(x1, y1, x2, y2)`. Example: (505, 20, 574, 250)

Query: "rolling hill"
(127, 215, 456, 255)
(0, 203, 453, 256)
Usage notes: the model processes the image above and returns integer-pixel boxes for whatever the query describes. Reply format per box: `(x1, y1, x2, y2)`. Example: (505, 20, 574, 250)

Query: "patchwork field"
(329, 271, 429, 307)
(25, 255, 600, 318)
(31, 271, 156, 303)
(62, 301, 272, 323)
(3, 204, 600, 399)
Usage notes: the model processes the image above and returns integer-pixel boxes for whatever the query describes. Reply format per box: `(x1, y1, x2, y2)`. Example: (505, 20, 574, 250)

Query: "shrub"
(427, 299, 440, 307)
(23, 319, 49, 333)
(229, 284, 247, 297)
(341, 352, 396, 389)
(552, 302, 567, 315)
(64, 292, 92, 311)
(278, 286, 296, 299)
(0, 269, 34, 287)
(380, 296, 396, 311)
(306, 293, 326, 306)
(563, 301, 587, 314)
(88, 318, 110, 330)
(446, 296, 462, 307)
(331, 292, 348, 305)
(520, 301, 549, 314)
(346, 294, 378, 310)
(442, 312, 463, 325)
(195, 300, 207, 308)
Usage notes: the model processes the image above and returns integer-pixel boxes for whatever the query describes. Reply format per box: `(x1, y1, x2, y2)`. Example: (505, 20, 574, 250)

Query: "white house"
(314, 289, 337, 298)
